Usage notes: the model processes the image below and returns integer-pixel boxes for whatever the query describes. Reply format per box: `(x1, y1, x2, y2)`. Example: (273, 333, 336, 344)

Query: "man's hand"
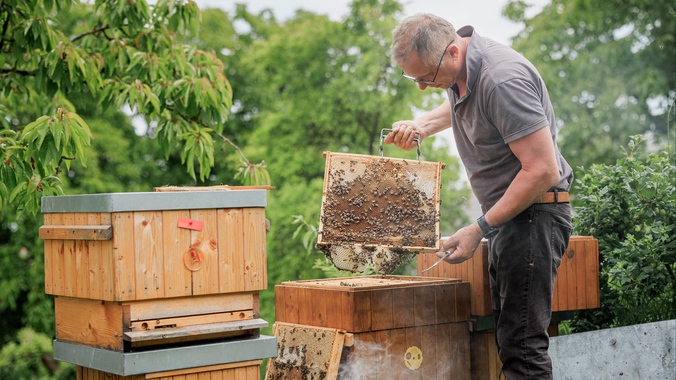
(437, 222, 484, 264)
(384, 121, 421, 151)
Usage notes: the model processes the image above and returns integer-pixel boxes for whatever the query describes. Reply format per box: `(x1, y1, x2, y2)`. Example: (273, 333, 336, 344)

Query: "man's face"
(400, 41, 459, 90)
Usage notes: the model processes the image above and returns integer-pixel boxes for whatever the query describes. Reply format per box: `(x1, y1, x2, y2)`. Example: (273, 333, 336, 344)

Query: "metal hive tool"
(317, 130, 445, 274)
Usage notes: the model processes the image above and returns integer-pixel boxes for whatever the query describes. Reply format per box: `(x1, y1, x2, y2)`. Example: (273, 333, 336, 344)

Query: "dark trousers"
(488, 203, 573, 380)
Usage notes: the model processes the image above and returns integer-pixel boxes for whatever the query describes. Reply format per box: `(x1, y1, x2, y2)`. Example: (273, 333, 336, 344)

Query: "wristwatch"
(477, 214, 499, 239)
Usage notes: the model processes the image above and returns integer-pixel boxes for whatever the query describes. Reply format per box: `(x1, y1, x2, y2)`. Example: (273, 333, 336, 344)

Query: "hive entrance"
(318, 152, 444, 274)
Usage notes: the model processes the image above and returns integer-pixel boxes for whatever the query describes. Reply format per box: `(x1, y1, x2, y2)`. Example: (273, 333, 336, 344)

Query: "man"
(385, 13, 574, 379)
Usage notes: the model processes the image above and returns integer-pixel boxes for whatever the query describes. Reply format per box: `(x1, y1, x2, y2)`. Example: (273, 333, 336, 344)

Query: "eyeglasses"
(402, 39, 455, 85)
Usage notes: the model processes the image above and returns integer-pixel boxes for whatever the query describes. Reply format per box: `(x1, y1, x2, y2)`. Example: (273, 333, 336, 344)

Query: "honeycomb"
(317, 152, 444, 274)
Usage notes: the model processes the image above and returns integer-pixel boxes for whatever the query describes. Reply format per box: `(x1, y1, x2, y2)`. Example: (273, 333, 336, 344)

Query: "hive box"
(40, 190, 270, 351)
(273, 276, 472, 379)
(418, 236, 600, 316)
(41, 190, 268, 301)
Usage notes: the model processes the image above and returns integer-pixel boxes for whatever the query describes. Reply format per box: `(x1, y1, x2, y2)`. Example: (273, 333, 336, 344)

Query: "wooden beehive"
(271, 276, 472, 379)
(54, 292, 265, 352)
(40, 190, 268, 301)
(76, 360, 263, 380)
(418, 236, 600, 316)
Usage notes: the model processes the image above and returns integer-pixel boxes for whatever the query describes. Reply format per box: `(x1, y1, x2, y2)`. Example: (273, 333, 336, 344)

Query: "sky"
(193, 0, 550, 46)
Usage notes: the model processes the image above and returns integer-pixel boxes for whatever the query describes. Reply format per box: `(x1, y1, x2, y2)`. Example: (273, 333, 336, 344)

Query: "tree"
(504, 0, 675, 176)
(0, 0, 268, 215)
(572, 136, 675, 330)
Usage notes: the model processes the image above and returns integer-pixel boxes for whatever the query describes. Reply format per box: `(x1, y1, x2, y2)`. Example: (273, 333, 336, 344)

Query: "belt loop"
(554, 189, 559, 204)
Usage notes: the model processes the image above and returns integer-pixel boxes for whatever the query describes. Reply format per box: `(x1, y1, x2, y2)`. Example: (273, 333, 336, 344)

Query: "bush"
(571, 136, 675, 331)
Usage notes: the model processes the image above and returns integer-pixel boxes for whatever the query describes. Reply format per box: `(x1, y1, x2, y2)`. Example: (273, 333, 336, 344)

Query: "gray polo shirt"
(447, 26, 573, 208)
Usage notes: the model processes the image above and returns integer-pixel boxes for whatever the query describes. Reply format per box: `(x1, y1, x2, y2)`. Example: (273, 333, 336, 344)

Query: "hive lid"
(279, 275, 460, 291)
(41, 189, 267, 213)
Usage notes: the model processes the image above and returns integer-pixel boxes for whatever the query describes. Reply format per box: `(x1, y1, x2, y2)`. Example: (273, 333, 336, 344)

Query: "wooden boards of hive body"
(54, 292, 264, 352)
(419, 236, 600, 316)
(41, 190, 269, 301)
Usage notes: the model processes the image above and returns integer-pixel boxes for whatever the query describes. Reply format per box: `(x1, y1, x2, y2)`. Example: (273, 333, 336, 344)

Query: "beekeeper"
(385, 13, 574, 380)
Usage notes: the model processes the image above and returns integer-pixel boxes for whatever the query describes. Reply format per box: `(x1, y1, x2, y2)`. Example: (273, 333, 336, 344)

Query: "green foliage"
(0, 328, 74, 380)
(572, 136, 675, 330)
(0, 0, 268, 215)
(506, 0, 676, 178)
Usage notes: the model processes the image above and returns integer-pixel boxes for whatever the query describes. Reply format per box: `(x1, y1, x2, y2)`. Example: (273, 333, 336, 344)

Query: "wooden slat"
(218, 208, 245, 293)
(55, 297, 124, 351)
(134, 211, 164, 300)
(127, 293, 255, 321)
(74, 213, 89, 298)
(144, 360, 262, 379)
(405, 326, 423, 380)
(39, 225, 113, 240)
(243, 208, 267, 291)
(451, 321, 471, 380)
(435, 283, 454, 324)
(392, 287, 415, 329)
(124, 318, 268, 342)
(353, 290, 372, 332)
(414, 285, 435, 326)
(162, 210, 192, 298)
(128, 310, 254, 331)
(99, 213, 115, 301)
(62, 213, 77, 297)
(420, 325, 438, 379)
(573, 239, 587, 310)
(371, 288, 393, 331)
(43, 213, 54, 295)
(585, 238, 600, 308)
(190, 209, 219, 296)
(87, 214, 103, 300)
(113, 212, 136, 301)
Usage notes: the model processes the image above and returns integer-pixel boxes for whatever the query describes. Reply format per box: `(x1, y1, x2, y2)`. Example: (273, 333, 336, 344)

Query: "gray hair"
(391, 13, 458, 67)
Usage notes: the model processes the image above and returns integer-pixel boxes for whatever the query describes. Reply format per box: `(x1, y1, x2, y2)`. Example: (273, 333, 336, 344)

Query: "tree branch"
(71, 25, 110, 43)
(0, 67, 33, 76)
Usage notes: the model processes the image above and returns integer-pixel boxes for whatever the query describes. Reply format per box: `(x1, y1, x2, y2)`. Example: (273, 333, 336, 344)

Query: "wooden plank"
(435, 324, 452, 379)
(420, 325, 438, 379)
(162, 210, 192, 298)
(455, 282, 471, 322)
(573, 239, 587, 310)
(392, 287, 415, 329)
(99, 213, 115, 301)
(405, 326, 423, 380)
(340, 290, 355, 332)
(113, 212, 136, 301)
(39, 225, 113, 240)
(554, 245, 569, 311)
(190, 209, 219, 296)
(387, 327, 408, 377)
(87, 214, 103, 300)
(352, 290, 372, 332)
(435, 283, 455, 324)
(313, 288, 331, 327)
(298, 287, 315, 326)
(62, 213, 77, 297)
(585, 238, 600, 308)
(371, 288, 393, 331)
(450, 322, 471, 380)
(126, 293, 255, 321)
(134, 211, 164, 300)
(477, 243, 491, 316)
(129, 310, 255, 331)
(144, 361, 262, 379)
(74, 213, 90, 298)
(243, 208, 267, 291)
(218, 208, 245, 293)
(414, 285, 435, 326)
(326, 330, 347, 380)
(55, 296, 124, 351)
(124, 318, 267, 342)
(43, 213, 54, 295)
